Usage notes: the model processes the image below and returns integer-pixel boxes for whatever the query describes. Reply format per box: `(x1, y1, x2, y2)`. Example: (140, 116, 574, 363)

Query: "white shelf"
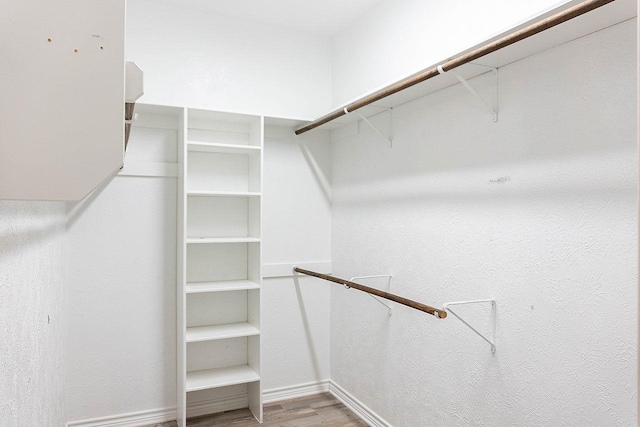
(186, 280, 261, 294)
(313, 0, 637, 131)
(186, 322, 260, 343)
(187, 141, 261, 155)
(187, 191, 261, 198)
(186, 365, 260, 392)
(178, 106, 263, 424)
(186, 237, 261, 244)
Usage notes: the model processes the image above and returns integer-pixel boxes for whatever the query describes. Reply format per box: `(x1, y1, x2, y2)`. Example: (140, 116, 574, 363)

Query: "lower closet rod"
(293, 267, 447, 319)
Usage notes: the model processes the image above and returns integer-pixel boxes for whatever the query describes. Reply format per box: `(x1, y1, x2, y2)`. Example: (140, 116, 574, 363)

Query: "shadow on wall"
(0, 201, 66, 256)
(293, 273, 324, 382)
(298, 137, 332, 203)
(329, 24, 637, 186)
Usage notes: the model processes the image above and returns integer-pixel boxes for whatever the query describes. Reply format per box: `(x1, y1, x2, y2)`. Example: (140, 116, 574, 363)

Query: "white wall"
(64, 176, 177, 423)
(61, 3, 336, 423)
(64, 120, 332, 425)
(0, 201, 66, 426)
(330, 0, 572, 106)
(126, 0, 333, 119)
(329, 19, 637, 427)
(262, 128, 333, 391)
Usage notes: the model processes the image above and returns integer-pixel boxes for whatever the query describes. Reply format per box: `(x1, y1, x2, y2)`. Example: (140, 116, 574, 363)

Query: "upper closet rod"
(293, 267, 447, 319)
(295, 0, 615, 135)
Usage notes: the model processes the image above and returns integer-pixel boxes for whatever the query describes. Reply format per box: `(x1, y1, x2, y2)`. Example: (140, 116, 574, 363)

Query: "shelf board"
(186, 365, 260, 392)
(186, 322, 260, 343)
(186, 237, 261, 244)
(311, 0, 636, 131)
(187, 141, 261, 155)
(187, 190, 261, 198)
(186, 280, 261, 294)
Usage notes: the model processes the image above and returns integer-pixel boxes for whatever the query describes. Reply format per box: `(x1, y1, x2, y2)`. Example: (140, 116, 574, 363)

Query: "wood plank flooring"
(151, 393, 367, 427)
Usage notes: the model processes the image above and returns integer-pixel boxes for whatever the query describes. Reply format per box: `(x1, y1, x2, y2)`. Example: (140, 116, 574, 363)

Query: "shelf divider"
(187, 190, 261, 198)
(186, 237, 261, 244)
(186, 365, 260, 393)
(186, 322, 260, 343)
(186, 280, 260, 294)
(187, 141, 262, 155)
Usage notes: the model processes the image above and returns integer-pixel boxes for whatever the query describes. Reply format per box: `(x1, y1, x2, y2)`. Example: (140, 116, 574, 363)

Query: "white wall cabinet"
(178, 108, 264, 425)
(0, 0, 126, 201)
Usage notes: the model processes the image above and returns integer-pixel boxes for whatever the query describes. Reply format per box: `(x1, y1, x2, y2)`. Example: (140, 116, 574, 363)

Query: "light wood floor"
(152, 393, 367, 427)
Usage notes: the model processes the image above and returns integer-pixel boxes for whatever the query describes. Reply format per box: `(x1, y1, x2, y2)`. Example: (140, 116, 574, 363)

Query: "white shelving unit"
(177, 108, 263, 426)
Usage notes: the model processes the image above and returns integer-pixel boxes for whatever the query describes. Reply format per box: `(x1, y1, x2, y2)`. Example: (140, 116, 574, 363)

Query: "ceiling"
(134, 0, 382, 36)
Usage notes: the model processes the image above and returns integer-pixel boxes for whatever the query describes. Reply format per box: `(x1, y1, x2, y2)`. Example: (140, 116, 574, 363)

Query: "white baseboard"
(263, 380, 330, 403)
(66, 407, 175, 427)
(329, 381, 392, 427)
(66, 380, 388, 427)
(66, 394, 247, 427)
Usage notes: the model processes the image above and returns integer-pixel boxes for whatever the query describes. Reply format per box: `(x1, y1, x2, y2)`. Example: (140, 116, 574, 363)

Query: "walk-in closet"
(1, 0, 638, 426)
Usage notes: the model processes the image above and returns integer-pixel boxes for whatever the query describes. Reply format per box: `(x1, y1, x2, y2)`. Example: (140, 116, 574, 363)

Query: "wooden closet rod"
(293, 267, 447, 318)
(295, 0, 615, 135)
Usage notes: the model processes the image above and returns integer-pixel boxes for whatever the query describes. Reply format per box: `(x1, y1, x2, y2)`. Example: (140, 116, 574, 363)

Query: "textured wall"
(64, 130, 332, 423)
(126, 0, 332, 119)
(0, 201, 66, 426)
(64, 176, 177, 422)
(330, 20, 637, 426)
(262, 132, 332, 390)
(330, 0, 570, 106)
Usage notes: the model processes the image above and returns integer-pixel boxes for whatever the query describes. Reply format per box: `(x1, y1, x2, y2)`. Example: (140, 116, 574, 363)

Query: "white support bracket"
(438, 64, 498, 122)
(344, 107, 393, 148)
(349, 275, 393, 315)
(442, 299, 496, 354)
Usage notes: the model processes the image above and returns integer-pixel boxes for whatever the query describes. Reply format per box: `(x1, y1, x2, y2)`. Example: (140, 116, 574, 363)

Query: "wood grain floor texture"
(152, 393, 367, 427)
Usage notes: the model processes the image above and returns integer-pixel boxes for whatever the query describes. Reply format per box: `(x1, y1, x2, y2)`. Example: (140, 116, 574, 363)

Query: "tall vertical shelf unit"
(177, 109, 263, 426)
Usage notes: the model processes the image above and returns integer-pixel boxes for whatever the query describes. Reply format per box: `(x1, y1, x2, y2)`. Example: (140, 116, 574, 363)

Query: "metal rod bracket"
(350, 275, 393, 315)
(439, 64, 498, 122)
(346, 107, 393, 147)
(442, 299, 497, 353)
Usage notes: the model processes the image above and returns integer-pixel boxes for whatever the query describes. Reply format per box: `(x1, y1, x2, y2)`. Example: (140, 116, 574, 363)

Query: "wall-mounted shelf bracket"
(441, 299, 496, 353)
(438, 63, 498, 122)
(345, 107, 393, 147)
(349, 275, 393, 315)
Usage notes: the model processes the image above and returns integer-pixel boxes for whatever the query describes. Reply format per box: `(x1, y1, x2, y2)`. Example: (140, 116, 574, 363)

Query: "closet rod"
(294, 0, 614, 135)
(293, 267, 447, 318)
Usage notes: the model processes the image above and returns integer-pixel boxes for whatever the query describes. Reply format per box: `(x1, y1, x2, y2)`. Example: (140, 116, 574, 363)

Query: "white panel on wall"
(261, 276, 331, 391)
(65, 176, 177, 422)
(0, 201, 66, 426)
(0, 0, 126, 201)
(260, 125, 333, 391)
(330, 19, 637, 427)
(126, 0, 332, 119)
(262, 128, 332, 264)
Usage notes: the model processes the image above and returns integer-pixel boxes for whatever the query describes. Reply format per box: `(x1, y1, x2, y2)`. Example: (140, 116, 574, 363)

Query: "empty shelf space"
(187, 191, 261, 198)
(186, 280, 261, 294)
(186, 365, 260, 392)
(186, 322, 260, 343)
(187, 141, 261, 155)
(186, 237, 261, 244)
